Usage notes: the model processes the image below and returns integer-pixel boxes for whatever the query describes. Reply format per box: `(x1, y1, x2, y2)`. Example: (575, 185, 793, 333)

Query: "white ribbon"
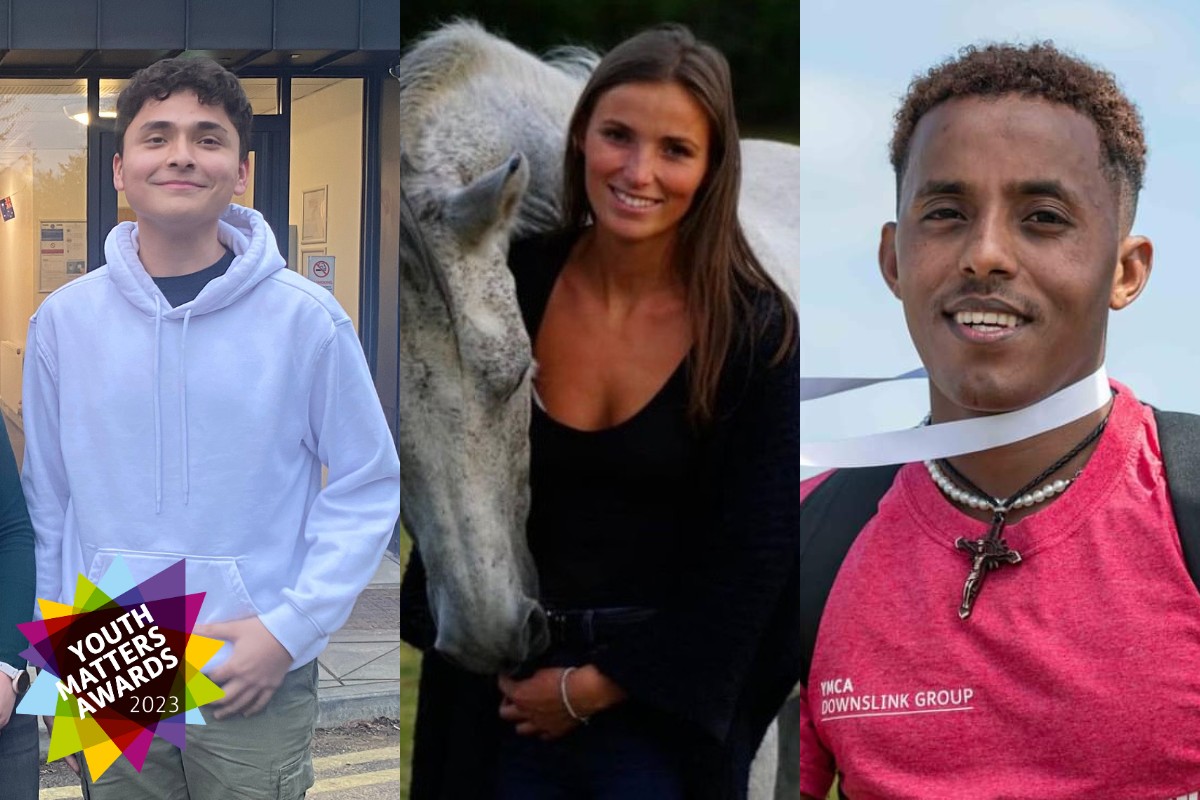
(800, 368, 927, 402)
(800, 365, 1110, 468)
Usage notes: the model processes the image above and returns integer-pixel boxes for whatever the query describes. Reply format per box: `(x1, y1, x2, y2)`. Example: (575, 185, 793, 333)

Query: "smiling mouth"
(610, 186, 661, 209)
(952, 310, 1025, 333)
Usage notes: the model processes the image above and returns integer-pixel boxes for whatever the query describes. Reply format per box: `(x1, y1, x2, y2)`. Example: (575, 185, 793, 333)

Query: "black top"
(401, 230, 800, 800)
(152, 247, 235, 308)
(514, 233, 700, 608)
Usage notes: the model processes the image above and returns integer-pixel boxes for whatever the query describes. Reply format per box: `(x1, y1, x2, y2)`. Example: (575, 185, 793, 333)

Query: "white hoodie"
(21, 204, 400, 670)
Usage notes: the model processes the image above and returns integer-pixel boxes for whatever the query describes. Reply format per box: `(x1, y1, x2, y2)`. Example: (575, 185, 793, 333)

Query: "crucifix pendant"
(954, 512, 1022, 619)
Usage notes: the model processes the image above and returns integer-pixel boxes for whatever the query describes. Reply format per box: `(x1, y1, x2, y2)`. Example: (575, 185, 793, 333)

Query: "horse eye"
(459, 313, 533, 403)
(483, 356, 532, 403)
(502, 360, 535, 402)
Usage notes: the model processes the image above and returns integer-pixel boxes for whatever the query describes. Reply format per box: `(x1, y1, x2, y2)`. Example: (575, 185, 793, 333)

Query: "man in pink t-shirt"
(800, 44, 1200, 799)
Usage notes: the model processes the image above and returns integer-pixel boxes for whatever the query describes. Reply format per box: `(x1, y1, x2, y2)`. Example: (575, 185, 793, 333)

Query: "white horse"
(398, 22, 594, 677)
(397, 20, 797, 799)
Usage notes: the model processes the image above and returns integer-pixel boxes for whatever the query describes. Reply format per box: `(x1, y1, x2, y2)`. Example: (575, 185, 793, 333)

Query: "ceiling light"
(63, 97, 117, 126)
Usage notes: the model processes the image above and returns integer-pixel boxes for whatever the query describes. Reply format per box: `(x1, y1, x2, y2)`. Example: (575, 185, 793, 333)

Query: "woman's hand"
(497, 664, 628, 740)
(497, 668, 578, 740)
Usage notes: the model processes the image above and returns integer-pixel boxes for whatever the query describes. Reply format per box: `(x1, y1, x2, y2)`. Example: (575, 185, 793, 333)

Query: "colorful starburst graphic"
(15, 557, 224, 778)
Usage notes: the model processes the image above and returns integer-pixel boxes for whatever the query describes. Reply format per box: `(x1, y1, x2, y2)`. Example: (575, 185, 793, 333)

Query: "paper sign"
(39, 221, 86, 292)
(305, 254, 335, 292)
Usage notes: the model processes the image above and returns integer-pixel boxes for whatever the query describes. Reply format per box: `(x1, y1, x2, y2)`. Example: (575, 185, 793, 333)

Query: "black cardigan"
(400, 232, 801, 799)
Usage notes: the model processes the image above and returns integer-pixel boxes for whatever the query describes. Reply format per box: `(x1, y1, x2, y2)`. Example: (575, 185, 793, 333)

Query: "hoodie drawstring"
(154, 302, 194, 511)
(153, 296, 163, 514)
(180, 309, 191, 505)
(107, 208, 276, 515)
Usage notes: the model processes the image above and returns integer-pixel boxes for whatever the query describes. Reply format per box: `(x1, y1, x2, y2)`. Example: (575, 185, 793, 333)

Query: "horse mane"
(396, 19, 598, 258)
(395, 19, 597, 130)
(542, 44, 601, 81)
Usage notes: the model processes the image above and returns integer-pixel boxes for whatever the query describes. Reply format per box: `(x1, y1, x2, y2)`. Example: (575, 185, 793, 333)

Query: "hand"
(497, 668, 579, 741)
(43, 715, 81, 775)
(194, 617, 293, 719)
(0, 677, 13, 729)
(497, 664, 626, 741)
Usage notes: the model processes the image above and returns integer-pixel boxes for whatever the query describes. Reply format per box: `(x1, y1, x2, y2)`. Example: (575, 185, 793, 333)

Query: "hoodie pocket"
(85, 548, 262, 622)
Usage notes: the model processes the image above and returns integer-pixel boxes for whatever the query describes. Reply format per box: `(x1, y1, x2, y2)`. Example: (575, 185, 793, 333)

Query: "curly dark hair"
(116, 57, 253, 160)
(890, 42, 1146, 225)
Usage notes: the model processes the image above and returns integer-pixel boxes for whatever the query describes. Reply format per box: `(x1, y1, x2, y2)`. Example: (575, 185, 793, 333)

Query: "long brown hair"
(561, 24, 797, 426)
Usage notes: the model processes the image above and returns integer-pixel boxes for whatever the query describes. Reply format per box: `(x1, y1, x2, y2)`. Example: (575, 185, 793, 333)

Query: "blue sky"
(799, 0, 1200, 472)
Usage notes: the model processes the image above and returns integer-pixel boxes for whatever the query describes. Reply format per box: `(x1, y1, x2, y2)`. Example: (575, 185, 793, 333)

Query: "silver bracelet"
(559, 666, 590, 724)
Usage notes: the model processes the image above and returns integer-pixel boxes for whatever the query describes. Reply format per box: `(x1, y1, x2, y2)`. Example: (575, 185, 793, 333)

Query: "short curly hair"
(890, 42, 1146, 226)
(116, 57, 253, 160)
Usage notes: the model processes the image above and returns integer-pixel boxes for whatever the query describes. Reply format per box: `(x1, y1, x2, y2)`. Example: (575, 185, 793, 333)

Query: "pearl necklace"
(924, 459, 1073, 513)
(921, 399, 1114, 619)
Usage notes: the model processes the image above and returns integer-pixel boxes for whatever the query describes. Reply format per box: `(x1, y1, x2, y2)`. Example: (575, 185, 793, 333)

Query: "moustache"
(943, 278, 1036, 318)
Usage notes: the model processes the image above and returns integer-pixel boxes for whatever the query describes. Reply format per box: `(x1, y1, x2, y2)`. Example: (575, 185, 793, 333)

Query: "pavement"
(37, 549, 402, 757)
(313, 549, 403, 726)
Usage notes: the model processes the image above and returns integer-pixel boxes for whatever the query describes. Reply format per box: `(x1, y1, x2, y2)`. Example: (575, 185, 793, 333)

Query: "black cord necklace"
(929, 400, 1114, 619)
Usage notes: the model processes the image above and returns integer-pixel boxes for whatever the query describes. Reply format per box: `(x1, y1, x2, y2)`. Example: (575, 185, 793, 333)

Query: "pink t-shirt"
(799, 384, 1200, 799)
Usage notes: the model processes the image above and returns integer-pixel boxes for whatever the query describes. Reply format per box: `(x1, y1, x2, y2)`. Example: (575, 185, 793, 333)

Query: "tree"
(400, 0, 798, 140)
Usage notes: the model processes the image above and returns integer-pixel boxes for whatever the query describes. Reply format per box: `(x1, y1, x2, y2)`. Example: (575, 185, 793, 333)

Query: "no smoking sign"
(305, 254, 336, 292)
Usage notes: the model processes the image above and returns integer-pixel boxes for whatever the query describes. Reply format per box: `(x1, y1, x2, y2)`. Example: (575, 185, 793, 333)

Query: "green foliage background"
(400, 0, 799, 140)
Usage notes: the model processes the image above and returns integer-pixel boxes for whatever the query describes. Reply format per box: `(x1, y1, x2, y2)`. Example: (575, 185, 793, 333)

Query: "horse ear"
(444, 152, 529, 246)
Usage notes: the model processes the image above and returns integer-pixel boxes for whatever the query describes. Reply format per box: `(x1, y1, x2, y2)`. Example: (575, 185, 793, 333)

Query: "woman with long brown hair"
(406, 23, 798, 799)
(493, 23, 798, 798)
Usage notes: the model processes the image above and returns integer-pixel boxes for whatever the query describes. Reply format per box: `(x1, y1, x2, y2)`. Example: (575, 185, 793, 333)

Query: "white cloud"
(797, 69, 896, 274)
(1175, 79, 1200, 107)
(800, 70, 895, 178)
(799, 69, 904, 376)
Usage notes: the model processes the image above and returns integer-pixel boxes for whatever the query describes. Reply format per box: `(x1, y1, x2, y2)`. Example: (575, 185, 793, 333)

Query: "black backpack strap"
(799, 464, 902, 686)
(1151, 408, 1200, 593)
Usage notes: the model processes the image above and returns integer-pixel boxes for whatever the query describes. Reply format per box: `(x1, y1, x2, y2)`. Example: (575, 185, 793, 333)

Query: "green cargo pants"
(81, 660, 318, 800)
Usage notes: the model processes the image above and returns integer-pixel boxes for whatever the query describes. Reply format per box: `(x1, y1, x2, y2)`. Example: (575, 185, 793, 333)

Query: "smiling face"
(880, 95, 1151, 419)
(114, 90, 248, 236)
(580, 80, 710, 247)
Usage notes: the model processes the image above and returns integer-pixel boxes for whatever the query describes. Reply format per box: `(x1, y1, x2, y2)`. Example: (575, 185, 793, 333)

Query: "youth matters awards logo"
(16, 558, 224, 778)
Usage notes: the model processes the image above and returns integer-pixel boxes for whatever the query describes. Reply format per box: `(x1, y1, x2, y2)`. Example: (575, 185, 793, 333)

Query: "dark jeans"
(0, 712, 39, 800)
(494, 606, 685, 800)
(495, 704, 686, 800)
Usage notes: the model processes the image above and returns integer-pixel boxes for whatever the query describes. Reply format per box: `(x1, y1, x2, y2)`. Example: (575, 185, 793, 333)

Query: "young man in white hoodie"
(21, 57, 401, 798)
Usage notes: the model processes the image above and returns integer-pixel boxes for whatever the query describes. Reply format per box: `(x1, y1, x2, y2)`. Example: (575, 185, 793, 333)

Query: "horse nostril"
(507, 153, 522, 175)
(523, 603, 549, 659)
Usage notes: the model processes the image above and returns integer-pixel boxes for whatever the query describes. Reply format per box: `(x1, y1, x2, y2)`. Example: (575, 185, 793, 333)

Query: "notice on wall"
(305, 253, 335, 292)
(40, 220, 86, 293)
